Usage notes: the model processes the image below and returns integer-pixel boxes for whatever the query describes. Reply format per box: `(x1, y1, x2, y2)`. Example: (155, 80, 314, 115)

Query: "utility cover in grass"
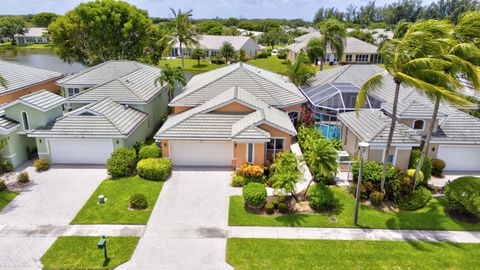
(41, 236, 139, 270)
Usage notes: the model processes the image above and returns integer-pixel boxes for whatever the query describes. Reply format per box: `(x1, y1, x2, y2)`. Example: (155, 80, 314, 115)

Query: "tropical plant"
(190, 47, 206, 66)
(0, 75, 7, 88)
(219, 41, 235, 65)
(154, 64, 186, 102)
(303, 137, 338, 192)
(356, 19, 467, 192)
(269, 152, 302, 201)
(169, 8, 198, 71)
(317, 18, 346, 70)
(242, 182, 267, 207)
(286, 52, 315, 86)
(305, 37, 324, 66)
(414, 13, 480, 186)
(307, 183, 335, 211)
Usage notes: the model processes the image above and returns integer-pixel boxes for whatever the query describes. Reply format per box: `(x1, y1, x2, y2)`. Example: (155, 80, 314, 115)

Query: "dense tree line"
(313, 0, 480, 27)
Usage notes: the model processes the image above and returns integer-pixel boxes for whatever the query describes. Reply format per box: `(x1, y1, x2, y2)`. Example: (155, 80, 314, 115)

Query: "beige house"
(155, 62, 306, 168)
(286, 32, 381, 64)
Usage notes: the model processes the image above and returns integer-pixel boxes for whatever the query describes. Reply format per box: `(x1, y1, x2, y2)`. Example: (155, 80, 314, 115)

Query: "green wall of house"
(4, 103, 62, 132)
(1, 131, 36, 168)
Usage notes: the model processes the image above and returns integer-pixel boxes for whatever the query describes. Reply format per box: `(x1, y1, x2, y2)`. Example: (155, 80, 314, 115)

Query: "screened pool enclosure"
(301, 82, 381, 139)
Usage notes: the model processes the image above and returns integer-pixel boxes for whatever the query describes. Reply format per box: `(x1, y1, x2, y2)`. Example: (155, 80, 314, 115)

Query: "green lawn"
(71, 176, 163, 224)
(229, 187, 480, 231)
(0, 190, 18, 210)
(0, 42, 54, 50)
(158, 58, 223, 72)
(227, 238, 480, 270)
(248, 56, 290, 74)
(41, 236, 139, 270)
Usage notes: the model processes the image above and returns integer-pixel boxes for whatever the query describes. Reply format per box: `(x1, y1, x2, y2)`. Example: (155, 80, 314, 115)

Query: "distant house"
(346, 28, 394, 45)
(169, 35, 263, 59)
(14, 28, 50, 45)
(0, 60, 63, 104)
(286, 32, 382, 64)
(238, 29, 264, 38)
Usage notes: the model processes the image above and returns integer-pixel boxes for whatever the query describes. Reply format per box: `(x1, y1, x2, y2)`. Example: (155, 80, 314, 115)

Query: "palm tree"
(286, 53, 315, 87)
(303, 138, 338, 196)
(414, 13, 480, 186)
(356, 20, 466, 192)
(305, 37, 324, 66)
(0, 75, 7, 88)
(317, 18, 346, 71)
(219, 41, 235, 65)
(154, 64, 186, 102)
(170, 8, 198, 72)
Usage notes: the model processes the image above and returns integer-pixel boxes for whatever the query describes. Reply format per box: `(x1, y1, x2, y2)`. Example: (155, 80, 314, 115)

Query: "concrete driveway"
(119, 167, 236, 270)
(0, 165, 106, 225)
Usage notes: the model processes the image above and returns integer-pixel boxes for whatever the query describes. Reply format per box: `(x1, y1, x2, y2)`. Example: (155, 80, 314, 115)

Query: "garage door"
(437, 145, 480, 171)
(49, 139, 113, 164)
(170, 141, 232, 166)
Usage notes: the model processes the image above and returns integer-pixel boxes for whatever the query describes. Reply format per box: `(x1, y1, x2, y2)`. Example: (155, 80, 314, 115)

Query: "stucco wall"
(174, 106, 191, 114)
(124, 118, 151, 147)
(0, 79, 60, 104)
(2, 132, 33, 168)
(241, 38, 262, 58)
(5, 103, 63, 132)
(160, 139, 169, 158)
(258, 124, 292, 151)
(396, 149, 411, 171)
(213, 102, 255, 113)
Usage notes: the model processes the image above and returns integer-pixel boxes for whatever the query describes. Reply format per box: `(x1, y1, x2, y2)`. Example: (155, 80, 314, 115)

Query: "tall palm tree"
(317, 18, 346, 71)
(286, 53, 315, 87)
(154, 64, 186, 102)
(305, 37, 324, 66)
(170, 8, 198, 72)
(414, 13, 480, 186)
(356, 20, 466, 192)
(0, 75, 7, 88)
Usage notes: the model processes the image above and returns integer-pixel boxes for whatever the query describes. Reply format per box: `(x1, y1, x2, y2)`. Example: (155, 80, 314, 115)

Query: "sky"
(0, 0, 437, 20)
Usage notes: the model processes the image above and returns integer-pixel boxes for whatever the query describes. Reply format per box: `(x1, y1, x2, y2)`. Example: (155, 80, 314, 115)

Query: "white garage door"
(171, 141, 233, 166)
(49, 139, 113, 164)
(437, 145, 480, 171)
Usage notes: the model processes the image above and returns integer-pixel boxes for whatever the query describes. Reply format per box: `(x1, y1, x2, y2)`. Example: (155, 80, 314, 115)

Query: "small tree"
(303, 137, 338, 195)
(305, 37, 324, 66)
(219, 41, 235, 65)
(239, 49, 248, 62)
(154, 64, 187, 101)
(190, 47, 206, 66)
(0, 16, 27, 41)
(270, 152, 302, 201)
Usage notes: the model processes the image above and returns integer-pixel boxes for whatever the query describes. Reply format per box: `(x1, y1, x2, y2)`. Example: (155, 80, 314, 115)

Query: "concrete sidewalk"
(0, 224, 145, 237)
(229, 226, 480, 243)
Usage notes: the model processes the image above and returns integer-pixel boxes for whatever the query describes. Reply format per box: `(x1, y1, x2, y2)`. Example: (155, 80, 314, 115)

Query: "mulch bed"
(446, 208, 480, 224)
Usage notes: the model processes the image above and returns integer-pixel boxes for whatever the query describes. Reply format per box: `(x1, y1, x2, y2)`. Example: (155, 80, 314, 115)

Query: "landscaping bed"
(41, 236, 139, 270)
(227, 238, 480, 270)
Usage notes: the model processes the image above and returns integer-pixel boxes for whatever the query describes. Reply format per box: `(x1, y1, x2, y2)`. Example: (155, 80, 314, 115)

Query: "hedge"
(136, 158, 172, 181)
(106, 147, 137, 178)
(444, 176, 480, 217)
(138, 144, 161, 160)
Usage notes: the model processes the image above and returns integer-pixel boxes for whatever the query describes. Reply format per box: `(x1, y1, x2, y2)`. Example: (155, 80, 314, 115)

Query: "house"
(0, 90, 65, 167)
(154, 62, 306, 168)
(238, 29, 264, 39)
(169, 35, 263, 59)
(14, 28, 50, 45)
(0, 60, 63, 104)
(346, 28, 393, 45)
(286, 33, 382, 64)
(26, 60, 169, 165)
(308, 65, 480, 171)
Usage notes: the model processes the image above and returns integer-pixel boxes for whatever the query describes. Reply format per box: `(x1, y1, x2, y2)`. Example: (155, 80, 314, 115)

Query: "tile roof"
(339, 110, 420, 145)
(433, 110, 480, 144)
(0, 110, 18, 131)
(2, 90, 65, 112)
(29, 98, 147, 138)
(172, 35, 260, 51)
(287, 34, 378, 54)
(14, 27, 47, 37)
(57, 61, 145, 86)
(306, 64, 385, 88)
(68, 64, 164, 104)
(0, 60, 63, 95)
(169, 62, 306, 107)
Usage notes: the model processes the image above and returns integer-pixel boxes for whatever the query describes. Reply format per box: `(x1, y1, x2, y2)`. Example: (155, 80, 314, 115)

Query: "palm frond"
(355, 73, 384, 114)
(0, 75, 7, 88)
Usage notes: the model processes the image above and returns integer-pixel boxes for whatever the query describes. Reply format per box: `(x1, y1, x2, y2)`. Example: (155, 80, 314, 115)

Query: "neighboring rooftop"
(287, 33, 378, 54)
(68, 64, 164, 104)
(2, 90, 65, 112)
(339, 110, 420, 145)
(0, 110, 18, 132)
(0, 60, 63, 95)
(172, 35, 260, 51)
(57, 60, 147, 86)
(169, 62, 306, 107)
(30, 98, 148, 138)
(14, 27, 47, 37)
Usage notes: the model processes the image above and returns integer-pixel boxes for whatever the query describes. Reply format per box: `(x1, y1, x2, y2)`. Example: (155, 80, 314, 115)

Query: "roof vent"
(124, 104, 129, 110)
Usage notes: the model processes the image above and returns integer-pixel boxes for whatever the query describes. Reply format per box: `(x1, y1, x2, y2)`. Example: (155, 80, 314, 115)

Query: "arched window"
(413, 119, 425, 130)
(288, 111, 299, 126)
(21, 111, 30, 131)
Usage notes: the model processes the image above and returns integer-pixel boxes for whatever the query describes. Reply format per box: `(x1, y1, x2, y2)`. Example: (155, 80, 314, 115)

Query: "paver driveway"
(119, 167, 237, 270)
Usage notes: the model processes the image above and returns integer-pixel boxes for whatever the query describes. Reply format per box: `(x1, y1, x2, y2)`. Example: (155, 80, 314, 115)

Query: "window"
(387, 154, 394, 164)
(247, 143, 254, 163)
(67, 88, 80, 96)
(21, 112, 30, 131)
(413, 119, 425, 130)
(266, 138, 285, 162)
(355, 54, 369, 62)
(345, 54, 353, 62)
(288, 111, 299, 127)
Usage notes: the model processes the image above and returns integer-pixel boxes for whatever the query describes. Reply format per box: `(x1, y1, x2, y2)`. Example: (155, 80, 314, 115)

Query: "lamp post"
(354, 142, 370, 225)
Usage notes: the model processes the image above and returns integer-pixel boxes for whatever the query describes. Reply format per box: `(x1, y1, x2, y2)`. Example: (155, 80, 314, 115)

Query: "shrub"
(211, 57, 225, 64)
(265, 202, 275, 214)
(444, 176, 480, 217)
(369, 191, 384, 206)
(277, 52, 287, 59)
(431, 159, 446, 177)
(106, 147, 137, 178)
(242, 182, 267, 208)
(254, 51, 270, 59)
(407, 169, 424, 184)
(17, 172, 29, 183)
(271, 197, 281, 208)
(307, 183, 335, 211)
(136, 158, 172, 181)
(231, 174, 245, 187)
(409, 149, 432, 181)
(34, 159, 49, 171)
(138, 144, 161, 160)
(397, 187, 432, 210)
(129, 193, 148, 210)
(0, 180, 6, 191)
(240, 163, 264, 178)
(314, 174, 336, 185)
(278, 202, 288, 213)
(0, 160, 13, 173)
